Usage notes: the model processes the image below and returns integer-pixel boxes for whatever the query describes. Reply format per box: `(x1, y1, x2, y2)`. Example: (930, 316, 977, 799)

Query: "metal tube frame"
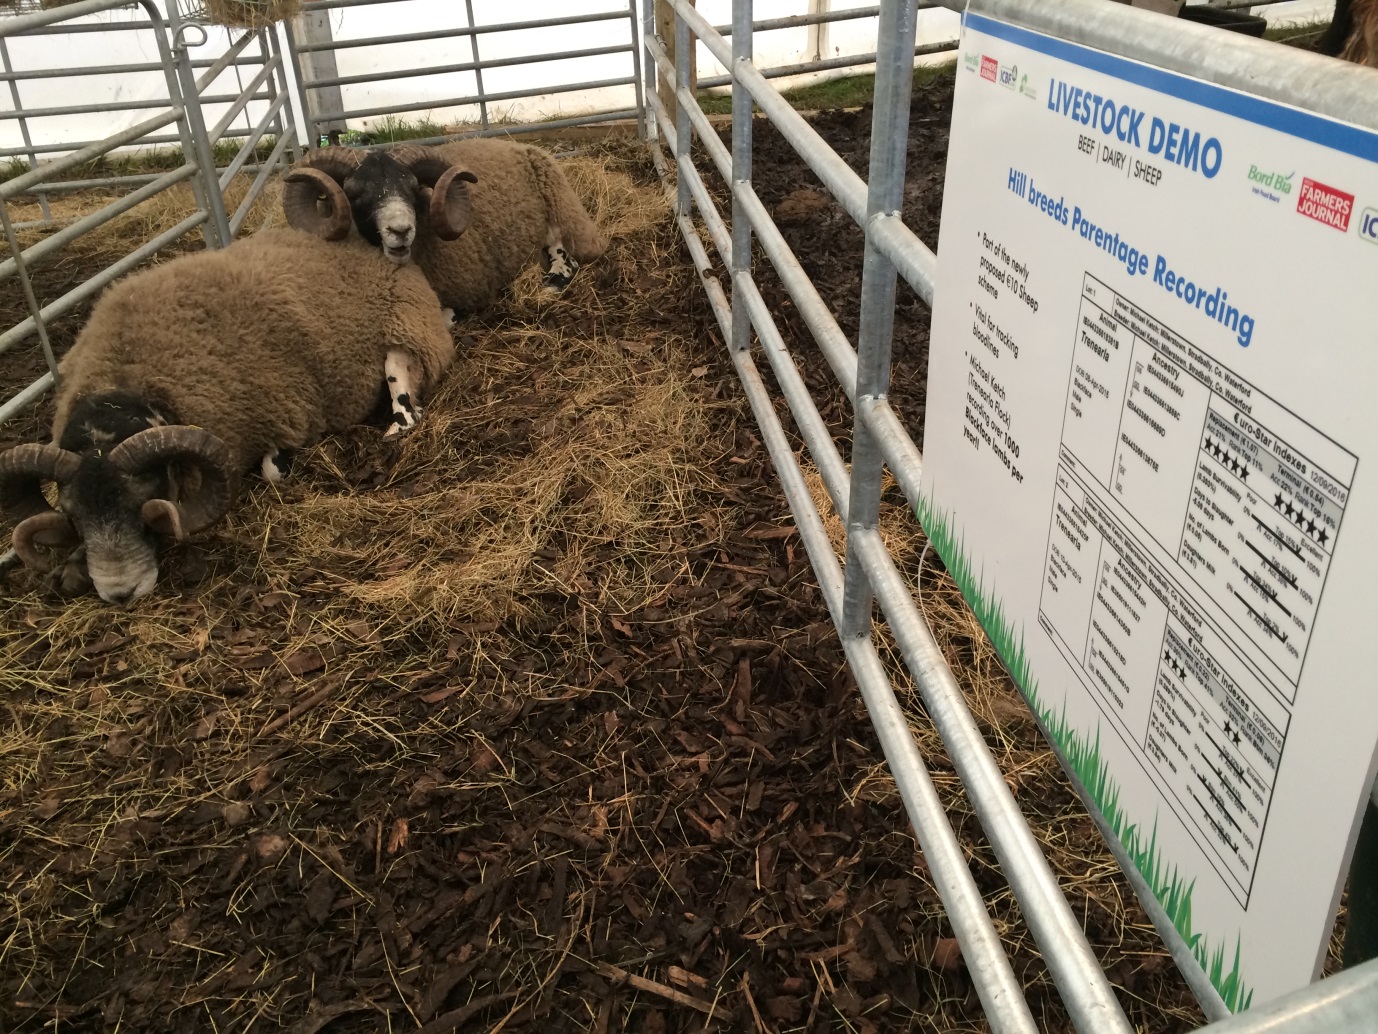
(647, 0, 1378, 1030)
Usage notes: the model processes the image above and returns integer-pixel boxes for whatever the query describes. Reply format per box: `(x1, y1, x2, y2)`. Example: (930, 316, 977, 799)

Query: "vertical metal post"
(840, 0, 916, 638)
(279, 17, 317, 151)
(169, 18, 232, 249)
(264, 26, 300, 165)
(463, 0, 489, 131)
(730, 0, 752, 352)
(641, 0, 657, 140)
(628, 0, 647, 140)
(673, 6, 691, 217)
(0, 38, 49, 228)
(1, 201, 61, 387)
(290, 7, 346, 145)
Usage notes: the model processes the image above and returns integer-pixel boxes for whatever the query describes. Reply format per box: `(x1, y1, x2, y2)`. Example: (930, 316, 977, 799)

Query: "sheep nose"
(387, 224, 412, 237)
(106, 587, 135, 605)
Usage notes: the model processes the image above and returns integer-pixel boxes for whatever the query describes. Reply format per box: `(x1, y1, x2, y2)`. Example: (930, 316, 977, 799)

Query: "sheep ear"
(141, 498, 186, 541)
(428, 166, 477, 241)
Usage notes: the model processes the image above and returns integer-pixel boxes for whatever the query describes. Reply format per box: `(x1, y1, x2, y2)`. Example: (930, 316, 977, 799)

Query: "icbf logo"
(998, 63, 1018, 90)
(1360, 207, 1378, 245)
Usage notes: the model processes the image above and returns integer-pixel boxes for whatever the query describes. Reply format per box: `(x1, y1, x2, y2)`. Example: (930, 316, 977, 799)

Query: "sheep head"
(282, 145, 478, 263)
(0, 410, 234, 606)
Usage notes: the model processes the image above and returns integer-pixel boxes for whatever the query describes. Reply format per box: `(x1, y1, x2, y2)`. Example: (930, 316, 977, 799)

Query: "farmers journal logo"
(1296, 177, 1354, 231)
(980, 55, 998, 82)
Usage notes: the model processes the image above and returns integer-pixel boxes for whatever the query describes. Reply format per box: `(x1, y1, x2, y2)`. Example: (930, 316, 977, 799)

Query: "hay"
(197, 0, 302, 28)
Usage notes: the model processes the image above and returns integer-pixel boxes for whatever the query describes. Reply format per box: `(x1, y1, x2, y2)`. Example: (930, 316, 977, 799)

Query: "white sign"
(924, 13, 1378, 1011)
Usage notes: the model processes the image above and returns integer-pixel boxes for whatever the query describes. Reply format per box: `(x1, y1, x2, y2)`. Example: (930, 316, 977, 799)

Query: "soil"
(0, 72, 1342, 1033)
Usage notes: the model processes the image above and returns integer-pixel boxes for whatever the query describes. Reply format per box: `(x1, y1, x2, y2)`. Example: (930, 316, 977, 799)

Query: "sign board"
(924, 12, 1378, 1012)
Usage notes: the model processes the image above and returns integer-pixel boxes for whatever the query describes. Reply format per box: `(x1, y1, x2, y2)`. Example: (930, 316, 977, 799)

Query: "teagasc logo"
(1359, 207, 1378, 245)
(1017, 71, 1038, 99)
(980, 55, 998, 82)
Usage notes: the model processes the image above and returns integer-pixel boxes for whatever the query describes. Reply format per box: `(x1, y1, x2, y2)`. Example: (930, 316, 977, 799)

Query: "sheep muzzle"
(282, 167, 353, 240)
(108, 426, 235, 534)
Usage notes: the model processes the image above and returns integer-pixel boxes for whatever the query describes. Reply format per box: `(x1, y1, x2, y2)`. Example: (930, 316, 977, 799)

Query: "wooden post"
(654, 0, 696, 126)
(290, 9, 347, 145)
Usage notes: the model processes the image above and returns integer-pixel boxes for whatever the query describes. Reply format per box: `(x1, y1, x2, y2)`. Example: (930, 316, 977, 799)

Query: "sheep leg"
(541, 231, 580, 292)
(259, 448, 296, 484)
(384, 350, 423, 438)
(441, 307, 456, 327)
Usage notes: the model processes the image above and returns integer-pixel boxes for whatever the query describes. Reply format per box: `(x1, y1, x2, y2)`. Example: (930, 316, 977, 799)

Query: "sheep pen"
(0, 77, 1351, 1034)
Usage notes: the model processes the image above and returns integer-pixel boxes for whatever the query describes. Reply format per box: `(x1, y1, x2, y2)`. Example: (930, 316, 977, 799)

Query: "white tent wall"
(0, 0, 1339, 161)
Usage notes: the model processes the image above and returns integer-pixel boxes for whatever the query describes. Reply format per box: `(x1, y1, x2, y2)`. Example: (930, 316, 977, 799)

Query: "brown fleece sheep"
(0, 227, 454, 604)
(281, 137, 608, 313)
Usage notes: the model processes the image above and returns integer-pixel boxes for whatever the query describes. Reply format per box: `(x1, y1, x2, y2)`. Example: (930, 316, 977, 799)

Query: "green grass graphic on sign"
(915, 493, 1253, 1012)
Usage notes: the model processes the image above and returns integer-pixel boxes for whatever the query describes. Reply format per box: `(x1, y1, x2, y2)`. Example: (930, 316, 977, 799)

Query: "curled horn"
(108, 426, 234, 534)
(0, 442, 80, 522)
(389, 145, 478, 241)
(281, 148, 363, 240)
(0, 443, 81, 571)
(282, 168, 352, 240)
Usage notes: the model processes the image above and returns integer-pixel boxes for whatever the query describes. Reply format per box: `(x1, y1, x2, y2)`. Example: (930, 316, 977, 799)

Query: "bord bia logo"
(1359, 207, 1378, 246)
(963, 52, 980, 74)
(1246, 164, 1293, 202)
(980, 55, 998, 82)
(1296, 176, 1354, 231)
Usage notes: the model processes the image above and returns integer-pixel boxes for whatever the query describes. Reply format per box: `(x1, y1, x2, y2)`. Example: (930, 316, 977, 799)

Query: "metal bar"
(0, 56, 265, 82)
(680, 159, 732, 268)
(0, 211, 208, 357)
(0, 36, 49, 228)
(952, 0, 1378, 134)
(627, 0, 646, 141)
(0, 0, 148, 35)
(279, 17, 316, 151)
(654, 134, 1042, 1034)
(293, 10, 632, 53)
(0, 372, 54, 427)
(641, 0, 657, 141)
(679, 81, 731, 181)
(0, 91, 267, 121)
(326, 76, 637, 124)
(841, 0, 915, 641)
(218, 92, 289, 190)
(303, 43, 633, 91)
(349, 109, 644, 151)
(0, 195, 60, 383)
(167, 16, 230, 249)
(462, 0, 489, 131)
(9, 165, 278, 195)
(697, 40, 958, 89)
(1191, 956, 1378, 1032)
(192, 28, 260, 94)
(645, 76, 677, 152)
(208, 54, 281, 143)
(730, 0, 752, 356)
(0, 107, 183, 201)
(228, 128, 294, 237)
(0, 123, 274, 161)
(715, 5, 883, 34)
(0, 164, 198, 283)
(261, 26, 297, 167)
(672, 0, 691, 220)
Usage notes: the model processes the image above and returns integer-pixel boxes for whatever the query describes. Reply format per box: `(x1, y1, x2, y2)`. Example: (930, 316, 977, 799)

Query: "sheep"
(1318, 0, 1378, 66)
(0, 227, 455, 605)
(279, 138, 609, 313)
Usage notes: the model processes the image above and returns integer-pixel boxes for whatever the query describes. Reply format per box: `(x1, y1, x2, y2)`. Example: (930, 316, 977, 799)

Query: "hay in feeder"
(199, 0, 301, 28)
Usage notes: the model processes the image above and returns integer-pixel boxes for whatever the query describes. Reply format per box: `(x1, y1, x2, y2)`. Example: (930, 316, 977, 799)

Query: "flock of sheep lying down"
(0, 138, 608, 605)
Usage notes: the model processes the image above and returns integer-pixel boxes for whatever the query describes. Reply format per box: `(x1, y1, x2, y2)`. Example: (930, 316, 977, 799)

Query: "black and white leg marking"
(384, 349, 422, 438)
(441, 306, 456, 327)
(259, 447, 296, 484)
(541, 241, 579, 292)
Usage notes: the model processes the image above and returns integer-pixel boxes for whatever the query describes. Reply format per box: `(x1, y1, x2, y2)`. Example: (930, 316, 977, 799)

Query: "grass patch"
(361, 115, 448, 144)
(1, 136, 282, 184)
(696, 58, 956, 115)
(916, 491, 1254, 1013)
(1265, 19, 1330, 46)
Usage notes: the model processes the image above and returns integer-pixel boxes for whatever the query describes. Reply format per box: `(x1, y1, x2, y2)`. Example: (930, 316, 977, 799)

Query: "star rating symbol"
(1306, 516, 1318, 536)
(1274, 492, 1284, 510)
(1232, 728, 1242, 747)
(1284, 499, 1296, 520)
(1318, 527, 1330, 546)
(1224, 719, 1233, 737)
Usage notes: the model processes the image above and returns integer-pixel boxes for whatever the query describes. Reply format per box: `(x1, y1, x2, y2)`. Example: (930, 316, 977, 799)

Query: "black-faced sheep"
(0, 227, 455, 605)
(280, 138, 608, 313)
